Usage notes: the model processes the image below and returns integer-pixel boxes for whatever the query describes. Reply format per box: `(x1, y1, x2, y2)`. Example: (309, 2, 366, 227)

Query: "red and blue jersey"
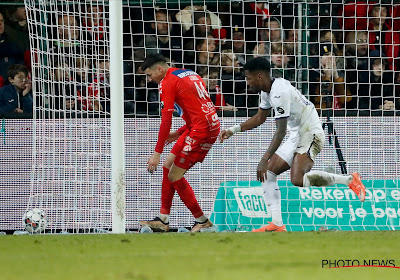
(155, 68, 220, 153)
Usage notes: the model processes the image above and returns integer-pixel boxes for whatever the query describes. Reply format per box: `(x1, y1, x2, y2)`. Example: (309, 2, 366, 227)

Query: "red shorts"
(171, 129, 219, 170)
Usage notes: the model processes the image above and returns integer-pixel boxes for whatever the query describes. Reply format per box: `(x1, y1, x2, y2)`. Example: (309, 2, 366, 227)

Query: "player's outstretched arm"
(219, 108, 271, 143)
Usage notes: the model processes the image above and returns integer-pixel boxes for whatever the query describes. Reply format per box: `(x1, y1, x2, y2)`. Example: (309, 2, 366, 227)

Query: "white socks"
(262, 171, 283, 226)
(195, 215, 208, 223)
(303, 170, 353, 187)
(159, 214, 169, 223)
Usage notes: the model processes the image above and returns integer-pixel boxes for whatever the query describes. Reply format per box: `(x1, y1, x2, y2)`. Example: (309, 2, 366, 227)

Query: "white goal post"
(109, 0, 126, 234)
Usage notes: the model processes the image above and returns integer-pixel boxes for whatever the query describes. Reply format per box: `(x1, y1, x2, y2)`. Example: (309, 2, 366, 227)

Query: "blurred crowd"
(1, 1, 400, 118)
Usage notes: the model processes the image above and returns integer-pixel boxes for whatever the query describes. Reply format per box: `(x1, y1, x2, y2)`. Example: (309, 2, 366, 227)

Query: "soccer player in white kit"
(219, 57, 366, 232)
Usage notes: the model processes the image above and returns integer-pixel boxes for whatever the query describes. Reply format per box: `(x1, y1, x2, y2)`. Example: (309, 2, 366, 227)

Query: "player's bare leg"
(168, 164, 213, 232)
(139, 153, 176, 232)
(294, 153, 366, 202)
(252, 154, 289, 232)
(290, 153, 314, 186)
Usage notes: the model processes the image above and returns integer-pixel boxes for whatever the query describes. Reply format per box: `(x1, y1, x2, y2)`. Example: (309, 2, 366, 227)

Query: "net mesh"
(7, 0, 398, 232)
(25, 0, 112, 232)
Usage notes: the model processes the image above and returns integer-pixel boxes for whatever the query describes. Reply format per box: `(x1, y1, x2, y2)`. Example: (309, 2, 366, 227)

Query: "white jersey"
(259, 78, 323, 136)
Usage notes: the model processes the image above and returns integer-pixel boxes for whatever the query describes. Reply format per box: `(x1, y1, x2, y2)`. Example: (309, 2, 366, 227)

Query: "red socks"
(172, 177, 204, 218)
(160, 167, 175, 215)
(160, 167, 204, 218)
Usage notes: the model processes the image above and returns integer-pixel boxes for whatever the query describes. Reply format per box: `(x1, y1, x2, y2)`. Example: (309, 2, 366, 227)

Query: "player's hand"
(166, 131, 180, 145)
(257, 158, 269, 182)
(219, 129, 233, 143)
(147, 152, 161, 174)
(222, 103, 238, 112)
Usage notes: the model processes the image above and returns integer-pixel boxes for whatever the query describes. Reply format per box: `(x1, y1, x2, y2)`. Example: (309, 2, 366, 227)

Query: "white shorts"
(275, 132, 325, 166)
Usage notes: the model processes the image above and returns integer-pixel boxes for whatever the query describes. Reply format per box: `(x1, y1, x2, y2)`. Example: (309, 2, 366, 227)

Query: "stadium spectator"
(0, 11, 24, 79)
(285, 28, 298, 67)
(319, 30, 344, 70)
(230, 2, 259, 53)
(219, 57, 366, 232)
(285, 29, 297, 52)
(344, 31, 370, 70)
(79, 57, 102, 112)
(82, 4, 106, 41)
(269, 42, 295, 82)
(201, 67, 237, 112)
(0, 75, 4, 88)
(357, 57, 395, 111)
(48, 59, 77, 112)
(220, 49, 247, 112)
(50, 14, 92, 67)
(368, 3, 400, 71)
(134, 9, 183, 66)
(181, 10, 213, 65)
(249, 2, 269, 35)
(88, 53, 134, 114)
(136, 61, 160, 116)
(72, 57, 91, 83)
(344, 31, 376, 110)
(261, 17, 283, 43)
(3, 4, 29, 53)
(0, 64, 33, 118)
(231, 26, 247, 66)
(252, 17, 283, 59)
(180, 9, 226, 65)
(122, 59, 139, 116)
(312, 43, 352, 111)
(176, 6, 222, 38)
(185, 35, 219, 74)
(139, 53, 220, 232)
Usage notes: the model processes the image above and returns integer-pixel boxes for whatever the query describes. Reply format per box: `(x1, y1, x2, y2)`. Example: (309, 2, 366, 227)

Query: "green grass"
(0, 231, 399, 280)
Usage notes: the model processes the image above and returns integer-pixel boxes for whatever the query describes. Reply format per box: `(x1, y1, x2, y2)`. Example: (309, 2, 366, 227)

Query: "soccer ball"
(23, 208, 47, 234)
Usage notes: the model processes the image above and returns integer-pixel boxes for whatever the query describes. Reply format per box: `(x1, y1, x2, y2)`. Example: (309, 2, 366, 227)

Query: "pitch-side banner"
(210, 180, 400, 231)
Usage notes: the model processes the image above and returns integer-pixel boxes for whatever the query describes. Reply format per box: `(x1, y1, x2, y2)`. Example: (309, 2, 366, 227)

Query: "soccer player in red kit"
(139, 54, 220, 232)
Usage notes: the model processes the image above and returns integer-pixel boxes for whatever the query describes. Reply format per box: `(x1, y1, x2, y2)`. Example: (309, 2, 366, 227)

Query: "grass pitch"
(0, 231, 399, 280)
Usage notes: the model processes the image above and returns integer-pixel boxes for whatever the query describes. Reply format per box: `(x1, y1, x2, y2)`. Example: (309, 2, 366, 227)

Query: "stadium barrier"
(210, 180, 400, 232)
(1, 117, 399, 232)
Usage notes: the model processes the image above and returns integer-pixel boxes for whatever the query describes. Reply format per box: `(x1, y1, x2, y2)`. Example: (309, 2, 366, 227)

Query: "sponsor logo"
(200, 142, 213, 150)
(233, 188, 271, 218)
(183, 145, 192, 152)
(277, 107, 284, 114)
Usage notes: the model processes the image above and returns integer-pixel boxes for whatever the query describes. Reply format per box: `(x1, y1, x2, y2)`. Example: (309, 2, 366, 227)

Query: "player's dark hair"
(141, 53, 168, 71)
(7, 64, 28, 79)
(243, 57, 270, 74)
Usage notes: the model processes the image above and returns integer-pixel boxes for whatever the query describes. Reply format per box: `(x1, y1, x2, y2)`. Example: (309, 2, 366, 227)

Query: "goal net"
(21, 0, 400, 233)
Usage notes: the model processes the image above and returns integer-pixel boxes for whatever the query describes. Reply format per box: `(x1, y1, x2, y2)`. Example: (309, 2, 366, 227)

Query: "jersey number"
(194, 82, 209, 99)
